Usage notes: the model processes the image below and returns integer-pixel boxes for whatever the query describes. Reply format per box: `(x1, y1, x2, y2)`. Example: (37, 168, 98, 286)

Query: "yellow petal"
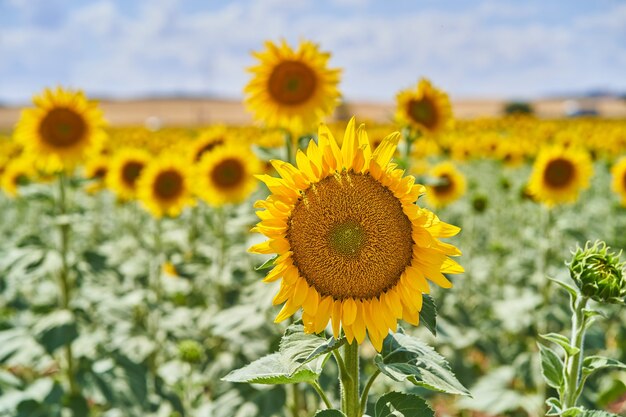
(372, 132, 401, 167)
(292, 277, 309, 306)
(342, 298, 357, 326)
(341, 117, 357, 168)
(274, 298, 300, 323)
(314, 296, 332, 333)
(302, 287, 320, 316)
(331, 300, 342, 339)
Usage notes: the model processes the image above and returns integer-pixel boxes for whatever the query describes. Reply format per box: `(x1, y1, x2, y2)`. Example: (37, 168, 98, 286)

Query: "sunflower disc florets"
(568, 241, 626, 304)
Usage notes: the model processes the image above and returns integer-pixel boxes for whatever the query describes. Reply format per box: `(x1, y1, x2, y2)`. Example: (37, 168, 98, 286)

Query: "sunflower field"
(1, 38, 626, 417)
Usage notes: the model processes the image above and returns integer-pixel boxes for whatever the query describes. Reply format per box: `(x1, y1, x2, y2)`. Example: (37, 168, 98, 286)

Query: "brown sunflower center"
(121, 161, 144, 188)
(622, 171, 626, 191)
(154, 170, 184, 200)
(287, 171, 414, 300)
(39, 108, 87, 148)
(544, 158, 574, 188)
(407, 98, 438, 129)
(195, 138, 224, 161)
(211, 158, 245, 189)
(93, 167, 107, 179)
(268, 60, 317, 105)
(433, 174, 453, 195)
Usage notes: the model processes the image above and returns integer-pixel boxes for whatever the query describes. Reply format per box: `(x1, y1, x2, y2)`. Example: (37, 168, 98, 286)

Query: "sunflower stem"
(562, 295, 589, 409)
(57, 173, 79, 396)
(359, 368, 380, 415)
(310, 380, 333, 409)
(340, 341, 360, 417)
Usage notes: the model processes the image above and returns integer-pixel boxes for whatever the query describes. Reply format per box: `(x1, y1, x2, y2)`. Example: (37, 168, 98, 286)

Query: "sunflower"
(106, 148, 151, 200)
(250, 119, 463, 351)
(137, 156, 195, 218)
(83, 155, 109, 194)
(611, 157, 626, 206)
(188, 127, 228, 163)
(244, 40, 341, 134)
(14, 87, 106, 172)
(195, 144, 262, 206)
(396, 79, 452, 135)
(1, 156, 36, 197)
(527, 146, 593, 207)
(425, 162, 466, 208)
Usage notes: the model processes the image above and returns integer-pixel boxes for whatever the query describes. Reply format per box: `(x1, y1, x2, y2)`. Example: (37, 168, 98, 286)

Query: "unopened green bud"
(568, 241, 626, 304)
(472, 195, 488, 213)
(178, 339, 204, 364)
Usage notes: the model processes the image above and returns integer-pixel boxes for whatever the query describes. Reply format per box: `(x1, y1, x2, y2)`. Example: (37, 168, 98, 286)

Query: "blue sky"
(0, 0, 624, 104)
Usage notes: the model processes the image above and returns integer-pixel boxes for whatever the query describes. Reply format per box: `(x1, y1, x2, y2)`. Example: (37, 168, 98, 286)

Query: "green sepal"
(375, 391, 434, 417)
(375, 331, 470, 396)
(255, 255, 278, 271)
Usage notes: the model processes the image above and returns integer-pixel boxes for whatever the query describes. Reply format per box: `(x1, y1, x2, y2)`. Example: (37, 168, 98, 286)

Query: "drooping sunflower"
(527, 146, 593, 207)
(1, 156, 36, 197)
(106, 148, 151, 200)
(195, 144, 262, 206)
(14, 87, 106, 172)
(244, 40, 341, 134)
(610, 157, 626, 206)
(425, 162, 467, 208)
(137, 156, 195, 218)
(396, 79, 453, 135)
(250, 119, 463, 351)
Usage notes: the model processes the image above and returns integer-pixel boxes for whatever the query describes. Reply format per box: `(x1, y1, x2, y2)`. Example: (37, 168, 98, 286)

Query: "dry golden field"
(1, 97, 625, 129)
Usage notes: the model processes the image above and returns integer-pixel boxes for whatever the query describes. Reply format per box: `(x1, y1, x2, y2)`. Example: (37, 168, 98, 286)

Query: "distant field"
(1, 97, 625, 129)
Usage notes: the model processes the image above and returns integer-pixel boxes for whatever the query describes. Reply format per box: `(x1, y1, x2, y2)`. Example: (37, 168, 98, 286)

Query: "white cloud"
(0, 0, 625, 103)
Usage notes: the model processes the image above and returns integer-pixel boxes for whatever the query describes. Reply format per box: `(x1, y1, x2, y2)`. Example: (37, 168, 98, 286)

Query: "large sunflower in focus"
(106, 148, 151, 200)
(527, 147, 593, 207)
(137, 156, 194, 218)
(251, 119, 463, 351)
(195, 144, 261, 206)
(244, 40, 341, 134)
(14, 87, 106, 172)
(611, 157, 626, 206)
(396, 79, 452, 134)
(426, 162, 466, 208)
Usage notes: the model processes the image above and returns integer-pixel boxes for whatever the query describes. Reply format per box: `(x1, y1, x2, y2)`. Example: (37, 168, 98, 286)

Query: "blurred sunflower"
(14, 87, 106, 172)
(396, 79, 452, 134)
(527, 147, 593, 207)
(1, 156, 36, 197)
(83, 156, 109, 194)
(106, 148, 151, 200)
(611, 157, 626, 206)
(250, 119, 463, 351)
(244, 39, 341, 134)
(195, 144, 261, 206)
(426, 162, 467, 208)
(189, 127, 227, 163)
(137, 156, 194, 218)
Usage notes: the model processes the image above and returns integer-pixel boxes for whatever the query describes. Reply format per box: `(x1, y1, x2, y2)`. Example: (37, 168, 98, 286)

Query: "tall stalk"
(340, 341, 361, 417)
(562, 295, 589, 408)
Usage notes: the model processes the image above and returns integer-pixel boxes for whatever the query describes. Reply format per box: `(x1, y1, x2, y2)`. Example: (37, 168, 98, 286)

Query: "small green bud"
(471, 195, 488, 213)
(178, 339, 204, 364)
(568, 241, 626, 304)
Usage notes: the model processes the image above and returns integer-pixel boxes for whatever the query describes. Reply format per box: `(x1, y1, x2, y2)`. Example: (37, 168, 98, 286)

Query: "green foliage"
(503, 101, 534, 115)
(374, 392, 434, 417)
(538, 343, 564, 389)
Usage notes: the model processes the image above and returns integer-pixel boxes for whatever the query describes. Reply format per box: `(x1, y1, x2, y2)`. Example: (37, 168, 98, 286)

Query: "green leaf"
(375, 332, 470, 395)
(549, 277, 579, 299)
(375, 392, 434, 417)
(65, 394, 88, 417)
(420, 295, 437, 336)
(222, 352, 321, 384)
(545, 397, 562, 416)
(577, 410, 621, 417)
(33, 310, 78, 355)
(582, 356, 626, 377)
(314, 410, 346, 417)
(224, 324, 341, 384)
(538, 344, 564, 389)
(540, 333, 580, 356)
(255, 255, 278, 271)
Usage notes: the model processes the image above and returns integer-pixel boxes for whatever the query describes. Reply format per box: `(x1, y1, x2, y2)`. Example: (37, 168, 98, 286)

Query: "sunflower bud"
(471, 195, 488, 214)
(568, 241, 626, 304)
(178, 340, 204, 364)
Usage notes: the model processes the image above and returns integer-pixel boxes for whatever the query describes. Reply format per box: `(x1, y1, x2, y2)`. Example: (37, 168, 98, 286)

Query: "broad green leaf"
(222, 352, 321, 384)
(280, 324, 344, 366)
(314, 410, 346, 417)
(545, 397, 562, 416)
(420, 295, 437, 336)
(577, 410, 621, 417)
(582, 356, 626, 377)
(540, 333, 580, 356)
(375, 332, 469, 395)
(562, 407, 584, 417)
(255, 255, 278, 271)
(33, 310, 78, 355)
(538, 344, 564, 389)
(375, 392, 434, 417)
